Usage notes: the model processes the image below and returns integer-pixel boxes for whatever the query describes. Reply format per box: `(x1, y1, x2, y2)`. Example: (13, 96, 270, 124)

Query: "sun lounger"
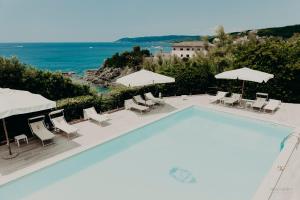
(49, 109, 78, 138)
(264, 99, 281, 113)
(28, 116, 55, 146)
(145, 92, 165, 104)
(124, 99, 149, 113)
(210, 91, 228, 103)
(83, 107, 110, 124)
(133, 95, 155, 107)
(252, 97, 267, 111)
(223, 93, 241, 106)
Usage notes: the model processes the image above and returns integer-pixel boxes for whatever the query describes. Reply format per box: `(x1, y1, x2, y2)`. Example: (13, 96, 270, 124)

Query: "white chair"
(145, 92, 165, 104)
(252, 93, 268, 111)
(210, 91, 228, 103)
(133, 95, 155, 107)
(28, 116, 55, 147)
(223, 93, 241, 106)
(124, 99, 149, 113)
(49, 109, 78, 138)
(83, 107, 110, 124)
(264, 99, 281, 113)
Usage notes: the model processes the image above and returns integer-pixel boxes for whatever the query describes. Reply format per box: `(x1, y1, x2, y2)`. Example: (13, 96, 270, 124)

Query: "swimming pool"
(0, 106, 293, 200)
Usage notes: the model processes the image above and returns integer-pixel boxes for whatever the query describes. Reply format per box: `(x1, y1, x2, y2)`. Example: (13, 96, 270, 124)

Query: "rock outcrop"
(84, 67, 137, 87)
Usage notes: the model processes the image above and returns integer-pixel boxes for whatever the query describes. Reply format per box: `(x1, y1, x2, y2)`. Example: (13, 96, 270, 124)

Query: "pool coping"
(0, 103, 298, 200)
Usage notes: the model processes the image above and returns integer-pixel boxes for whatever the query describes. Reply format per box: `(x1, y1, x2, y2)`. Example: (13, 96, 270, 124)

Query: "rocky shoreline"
(83, 66, 137, 88)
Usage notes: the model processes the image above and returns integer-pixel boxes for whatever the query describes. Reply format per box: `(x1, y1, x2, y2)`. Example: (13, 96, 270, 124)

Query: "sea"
(0, 42, 171, 75)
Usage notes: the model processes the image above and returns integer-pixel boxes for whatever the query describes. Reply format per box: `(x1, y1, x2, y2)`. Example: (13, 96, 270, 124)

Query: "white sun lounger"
(210, 91, 228, 103)
(264, 99, 281, 113)
(145, 92, 165, 104)
(252, 97, 267, 111)
(125, 99, 149, 113)
(28, 116, 55, 146)
(223, 93, 241, 106)
(83, 107, 110, 124)
(49, 109, 78, 138)
(133, 95, 155, 107)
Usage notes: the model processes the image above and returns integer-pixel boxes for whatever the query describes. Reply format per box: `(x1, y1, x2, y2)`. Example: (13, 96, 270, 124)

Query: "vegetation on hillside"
(103, 46, 150, 69)
(116, 35, 201, 43)
(116, 24, 300, 43)
(257, 24, 300, 39)
(0, 57, 93, 100)
(143, 26, 300, 102)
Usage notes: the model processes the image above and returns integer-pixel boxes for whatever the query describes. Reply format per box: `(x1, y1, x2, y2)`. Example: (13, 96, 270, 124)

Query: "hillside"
(257, 24, 300, 38)
(115, 35, 201, 43)
(116, 24, 300, 43)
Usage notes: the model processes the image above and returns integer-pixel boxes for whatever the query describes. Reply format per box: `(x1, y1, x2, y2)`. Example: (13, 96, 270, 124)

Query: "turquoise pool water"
(0, 107, 292, 200)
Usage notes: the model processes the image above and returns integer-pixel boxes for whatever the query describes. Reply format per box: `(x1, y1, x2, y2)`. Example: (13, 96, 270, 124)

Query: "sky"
(0, 0, 299, 42)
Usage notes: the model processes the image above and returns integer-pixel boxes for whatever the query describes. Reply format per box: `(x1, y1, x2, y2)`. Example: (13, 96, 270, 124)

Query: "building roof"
(172, 41, 214, 47)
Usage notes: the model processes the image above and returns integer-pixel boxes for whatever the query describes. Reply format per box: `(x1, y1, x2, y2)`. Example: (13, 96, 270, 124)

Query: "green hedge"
(56, 84, 180, 121)
(57, 95, 116, 121)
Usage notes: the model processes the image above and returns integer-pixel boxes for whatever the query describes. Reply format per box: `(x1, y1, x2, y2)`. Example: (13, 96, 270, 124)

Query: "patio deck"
(0, 134, 80, 175)
(0, 94, 300, 200)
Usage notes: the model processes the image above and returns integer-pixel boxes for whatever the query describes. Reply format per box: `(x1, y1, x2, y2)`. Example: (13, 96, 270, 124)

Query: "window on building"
(192, 48, 194, 51)
(187, 48, 190, 51)
(173, 48, 176, 51)
(197, 48, 201, 51)
(186, 54, 190, 58)
(180, 48, 183, 51)
(181, 54, 183, 57)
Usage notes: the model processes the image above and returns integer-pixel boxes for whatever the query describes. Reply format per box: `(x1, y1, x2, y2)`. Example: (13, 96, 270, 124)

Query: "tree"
(214, 25, 233, 47)
(202, 35, 210, 51)
(103, 46, 150, 69)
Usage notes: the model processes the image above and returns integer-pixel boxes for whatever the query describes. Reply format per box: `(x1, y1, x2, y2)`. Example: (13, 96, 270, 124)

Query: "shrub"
(0, 57, 93, 100)
(103, 46, 150, 69)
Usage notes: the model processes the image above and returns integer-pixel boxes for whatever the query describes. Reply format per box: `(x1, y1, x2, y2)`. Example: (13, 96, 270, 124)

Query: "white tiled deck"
(1, 95, 300, 200)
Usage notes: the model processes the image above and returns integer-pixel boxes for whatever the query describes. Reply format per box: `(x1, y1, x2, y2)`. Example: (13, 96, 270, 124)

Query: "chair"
(145, 92, 165, 104)
(210, 91, 228, 103)
(49, 109, 78, 138)
(133, 95, 155, 107)
(252, 97, 267, 110)
(264, 99, 281, 113)
(124, 99, 149, 113)
(251, 93, 269, 111)
(28, 116, 55, 146)
(223, 93, 241, 106)
(83, 107, 110, 124)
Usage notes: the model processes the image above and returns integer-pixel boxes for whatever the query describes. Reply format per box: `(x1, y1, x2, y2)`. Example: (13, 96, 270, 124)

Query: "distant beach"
(0, 42, 171, 75)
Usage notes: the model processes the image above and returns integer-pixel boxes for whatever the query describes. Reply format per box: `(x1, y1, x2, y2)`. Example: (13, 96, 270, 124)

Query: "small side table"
(14, 134, 28, 147)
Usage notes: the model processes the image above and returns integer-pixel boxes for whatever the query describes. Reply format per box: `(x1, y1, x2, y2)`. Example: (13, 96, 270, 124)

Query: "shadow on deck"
(0, 134, 80, 175)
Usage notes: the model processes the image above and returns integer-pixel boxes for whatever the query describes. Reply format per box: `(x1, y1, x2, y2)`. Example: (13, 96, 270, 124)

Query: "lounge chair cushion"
(125, 99, 149, 112)
(88, 113, 110, 123)
(83, 107, 110, 123)
(252, 97, 267, 109)
(145, 92, 165, 104)
(264, 99, 281, 111)
(210, 91, 228, 103)
(133, 95, 155, 106)
(30, 121, 55, 141)
(224, 93, 241, 105)
(51, 117, 78, 134)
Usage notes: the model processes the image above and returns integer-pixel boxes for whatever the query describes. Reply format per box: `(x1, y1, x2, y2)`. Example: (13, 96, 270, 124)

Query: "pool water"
(0, 107, 292, 200)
